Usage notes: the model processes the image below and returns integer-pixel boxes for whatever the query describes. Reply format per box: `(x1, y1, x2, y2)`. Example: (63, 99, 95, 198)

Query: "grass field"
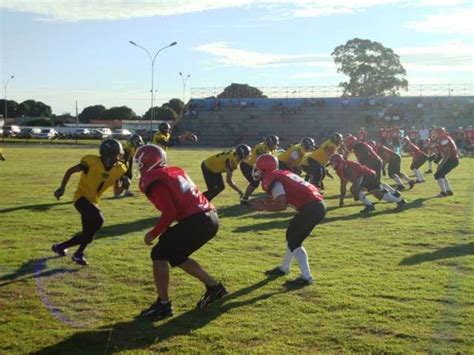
(0, 144, 473, 354)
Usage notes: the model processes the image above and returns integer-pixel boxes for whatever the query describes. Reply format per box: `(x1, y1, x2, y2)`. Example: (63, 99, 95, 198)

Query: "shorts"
(240, 162, 259, 187)
(151, 210, 219, 266)
(410, 154, 428, 170)
(201, 162, 224, 192)
(360, 174, 379, 191)
(387, 154, 401, 177)
(434, 157, 459, 179)
(304, 158, 326, 187)
(286, 200, 326, 251)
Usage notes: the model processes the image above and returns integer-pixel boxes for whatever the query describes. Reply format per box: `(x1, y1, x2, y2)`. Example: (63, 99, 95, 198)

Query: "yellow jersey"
(278, 144, 306, 166)
(204, 150, 241, 173)
(307, 139, 338, 165)
(74, 155, 127, 205)
(153, 132, 171, 150)
(123, 142, 137, 162)
(244, 142, 275, 167)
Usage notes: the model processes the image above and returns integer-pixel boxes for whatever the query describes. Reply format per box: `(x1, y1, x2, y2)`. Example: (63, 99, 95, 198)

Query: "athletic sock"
(444, 178, 452, 192)
(437, 178, 447, 192)
(293, 246, 312, 280)
(359, 191, 373, 206)
(382, 192, 402, 203)
(401, 174, 411, 183)
(393, 174, 403, 186)
(280, 247, 293, 272)
(380, 182, 396, 193)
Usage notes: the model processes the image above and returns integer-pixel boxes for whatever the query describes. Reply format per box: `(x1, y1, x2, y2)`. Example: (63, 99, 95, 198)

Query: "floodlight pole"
(3, 75, 14, 120)
(179, 72, 191, 103)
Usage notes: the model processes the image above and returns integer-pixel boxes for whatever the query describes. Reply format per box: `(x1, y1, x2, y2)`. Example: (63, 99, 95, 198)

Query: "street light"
(129, 40, 177, 140)
(3, 75, 14, 120)
(179, 72, 191, 103)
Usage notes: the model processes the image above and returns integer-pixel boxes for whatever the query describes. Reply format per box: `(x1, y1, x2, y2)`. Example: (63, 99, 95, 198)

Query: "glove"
(54, 187, 65, 200)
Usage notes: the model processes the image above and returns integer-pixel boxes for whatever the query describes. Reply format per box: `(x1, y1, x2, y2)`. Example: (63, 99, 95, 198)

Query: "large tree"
(18, 99, 52, 117)
(332, 38, 408, 97)
(100, 106, 136, 120)
(143, 106, 177, 121)
(217, 83, 267, 99)
(0, 99, 19, 118)
(79, 105, 106, 123)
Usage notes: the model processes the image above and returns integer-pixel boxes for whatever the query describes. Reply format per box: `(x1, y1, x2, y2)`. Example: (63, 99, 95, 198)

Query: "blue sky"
(1, 0, 473, 116)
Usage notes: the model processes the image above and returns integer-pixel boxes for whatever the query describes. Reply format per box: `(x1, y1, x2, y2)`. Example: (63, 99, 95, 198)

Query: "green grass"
(0, 144, 473, 354)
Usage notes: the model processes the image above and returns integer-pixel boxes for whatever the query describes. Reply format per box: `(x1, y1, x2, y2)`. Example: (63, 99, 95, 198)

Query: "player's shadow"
(95, 217, 158, 239)
(399, 242, 474, 265)
(36, 276, 299, 354)
(0, 201, 71, 214)
(0, 257, 78, 287)
(217, 204, 254, 218)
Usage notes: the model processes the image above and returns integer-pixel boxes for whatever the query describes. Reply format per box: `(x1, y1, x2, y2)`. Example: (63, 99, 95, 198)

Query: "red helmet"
(253, 154, 278, 180)
(432, 127, 447, 141)
(329, 153, 344, 168)
(344, 135, 357, 150)
(134, 144, 167, 173)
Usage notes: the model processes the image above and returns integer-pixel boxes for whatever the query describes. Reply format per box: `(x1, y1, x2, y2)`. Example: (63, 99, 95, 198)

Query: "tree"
(79, 105, 106, 123)
(100, 106, 136, 120)
(0, 99, 19, 118)
(164, 98, 185, 118)
(217, 83, 267, 99)
(143, 106, 177, 121)
(332, 38, 408, 97)
(18, 100, 52, 117)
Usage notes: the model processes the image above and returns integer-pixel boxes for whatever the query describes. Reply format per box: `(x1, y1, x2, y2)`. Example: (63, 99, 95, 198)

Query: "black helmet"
(301, 137, 315, 151)
(158, 122, 171, 134)
(100, 139, 124, 164)
(330, 132, 343, 145)
(129, 134, 144, 147)
(235, 144, 251, 159)
(265, 134, 279, 149)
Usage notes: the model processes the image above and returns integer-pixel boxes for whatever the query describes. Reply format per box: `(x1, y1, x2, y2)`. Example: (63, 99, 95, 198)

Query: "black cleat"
(240, 198, 250, 206)
(425, 169, 433, 174)
(71, 253, 88, 266)
(52, 244, 68, 257)
(196, 282, 228, 309)
(265, 266, 288, 277)
(446, 190, 453, 196)
(396, 199, 406, 209)
(360, 204, 375, 213)
(408, 180, 416, 189)
(286, 276, 314, 286)
(437, 191, 448, 197)
(396, 185, 405, 191)
(139, 298, 173, 319)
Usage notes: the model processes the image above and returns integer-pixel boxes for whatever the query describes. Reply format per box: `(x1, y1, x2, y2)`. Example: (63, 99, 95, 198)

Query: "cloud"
(1, 0, 470, 22)
(405, 7, 474, 35)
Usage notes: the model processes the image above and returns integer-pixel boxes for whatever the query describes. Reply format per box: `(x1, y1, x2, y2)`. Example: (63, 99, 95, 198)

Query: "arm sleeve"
(147, 183, 179, 238)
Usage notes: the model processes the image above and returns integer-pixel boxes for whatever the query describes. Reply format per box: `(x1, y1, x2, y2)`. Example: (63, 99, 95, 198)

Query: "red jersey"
(379, 128, 386, 139)
(404, 141, 425, 159)
(464, 128, 474, 143)
(454, 129, 465, 140)
(353, 142, 382, 166)
(391, 128, 400, 138)
(262, 170, 323, 210)
(335, 160, 376, 183)
(375, 144, 396, 163)
(408, 130, 419, 141)
(436, 135, 458, 159)
(358, 130, 367, 142)
(139, 166, 214, 237)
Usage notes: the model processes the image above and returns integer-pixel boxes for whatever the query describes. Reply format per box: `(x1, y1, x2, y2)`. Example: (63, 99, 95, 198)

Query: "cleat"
(396, 199, 406, 209)
(139, 298, 173, 319)
(408, 180, 416, 189)
(196, 282, 228, 309)
(113, 193, 121, 199)
(52, 244, 68, 257)
(446, 190, 453, 196)
(265, 266, 289, 277)
(240, 198, 250, 206)
(397, 185, 405, 191)
(437, 191, 448, 197)
(415, 180, 424, 184)
(425, 169, 433, 174)
(124, 190, 135, 197)
(360, 204, 375, 213)
(286, 277, 314, 286)
(71, 253, 89, 266)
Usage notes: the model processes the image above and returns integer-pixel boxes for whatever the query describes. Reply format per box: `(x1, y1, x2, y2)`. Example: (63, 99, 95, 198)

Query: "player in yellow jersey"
(278, 137, 315, 173)
(114, 134, 144, 198)
(153, 122, 197, 150)
(201, 144, 251, 201)
(51, 139, 127, 266)
(240, 135, 279, 205)
(0, 147, 5, 161)
(302, 133, 342, 190)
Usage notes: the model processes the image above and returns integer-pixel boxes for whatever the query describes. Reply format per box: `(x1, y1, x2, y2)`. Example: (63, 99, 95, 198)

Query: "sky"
(1, 0, 473, 116)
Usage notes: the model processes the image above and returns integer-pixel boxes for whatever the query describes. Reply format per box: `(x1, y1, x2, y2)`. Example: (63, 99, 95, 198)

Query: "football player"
(329, 154, 405, 213)
(464, 125, 474, 155)
(240, 135, 279, 205)
(113, 134, 144, 198)
(374, 143, 415, 190)
(201, 144, 252, 201)
(357, 127, 368, 142)
(277, 137, 315, 173)
(401, 136, 428, 183)
(52, 139, 127, 265)
(432, 127, 459, 196)
(250, 154, 326, 286)
(153, 122, 198, 150)
(135, 145, 227, 319)
(302, 133, 342, 190)
(0, 147, 5, 161)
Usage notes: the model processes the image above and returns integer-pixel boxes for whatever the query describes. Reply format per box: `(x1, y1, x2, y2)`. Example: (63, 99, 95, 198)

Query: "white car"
(31, 128, 58, 140)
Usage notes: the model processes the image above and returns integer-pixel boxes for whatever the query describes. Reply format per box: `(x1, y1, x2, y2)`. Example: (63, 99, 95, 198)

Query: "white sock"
(401, 174, 411, 183)
(413, 169, 421, 181)
(418, 170, 425, 182)
(444, 178, 452, 192)
(359, 191, 373, 206)
(382, 192, 402, 203)
(428, 160, 432, 170)
(393, 174, 403, 186)
(280, 247, 293, 272)
(437, 178, 446, 192)
(380, 182, 396, 193)
(293, 246, 312, 280)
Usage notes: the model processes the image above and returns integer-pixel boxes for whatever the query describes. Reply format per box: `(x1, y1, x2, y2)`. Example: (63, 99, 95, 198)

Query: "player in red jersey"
(374, 143, 415, 190)
(408, 126, 419, 143)
(464, 125, 474, 155)
(357, 127, 368, 142)
(135, 145, 227, 319)
(432, 128, 459, 196)
(249, 154, 326, 286)
(329, 154, 405, 213)
(379, 128, 388, 146)
(391, 127, 401, 153)
(401, 136, 428, 183)
(453, 127, 465, 155)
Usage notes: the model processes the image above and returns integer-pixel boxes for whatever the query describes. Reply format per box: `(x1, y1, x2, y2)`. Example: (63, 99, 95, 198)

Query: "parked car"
(111, 129, 133, 140)
(2, 125, 21, 137)
(72, 128, 91, 139)
(99, 128, 112, 138)
(89, 129, 107, 139)
(18, 127, 41, 139)
(31, 128, 58, 140)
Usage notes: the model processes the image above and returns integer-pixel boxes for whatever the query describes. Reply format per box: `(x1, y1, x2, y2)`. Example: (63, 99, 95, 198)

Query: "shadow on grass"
(96, 217, 158, 239)
(0, 256, 78, 287)
(36, 276, 302, 354)
(399, 242, 474, 265)
(0, 201, 72, 214)
(233, 197, 434, 233)
(216, 203, 254, 218)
